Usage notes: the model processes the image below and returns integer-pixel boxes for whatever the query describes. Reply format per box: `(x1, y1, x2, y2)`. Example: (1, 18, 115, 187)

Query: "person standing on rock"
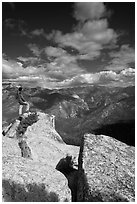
(51, 115, 55, 129)
(16, 86, 30, 116)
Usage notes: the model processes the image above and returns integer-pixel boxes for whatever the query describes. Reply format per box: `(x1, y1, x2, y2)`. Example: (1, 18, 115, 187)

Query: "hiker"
(17, 86, 30, 116)
(51, 115, 55, 128)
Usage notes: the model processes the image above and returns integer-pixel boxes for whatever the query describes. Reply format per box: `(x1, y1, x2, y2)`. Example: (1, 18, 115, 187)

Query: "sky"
(2, 2, 135, 88)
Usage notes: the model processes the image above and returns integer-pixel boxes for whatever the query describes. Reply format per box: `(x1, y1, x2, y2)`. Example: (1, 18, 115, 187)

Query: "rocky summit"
(2, 112, 79, 202)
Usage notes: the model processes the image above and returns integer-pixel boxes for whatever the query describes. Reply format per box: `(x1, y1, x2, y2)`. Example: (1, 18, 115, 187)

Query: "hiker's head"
(18, 86, 23, 91)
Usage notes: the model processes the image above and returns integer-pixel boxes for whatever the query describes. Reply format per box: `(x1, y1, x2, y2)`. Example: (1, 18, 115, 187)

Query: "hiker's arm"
(20, 94, 26, 102)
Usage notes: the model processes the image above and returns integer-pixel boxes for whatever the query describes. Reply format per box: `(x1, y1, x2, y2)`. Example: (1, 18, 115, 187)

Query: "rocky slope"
(2, 112, 79, 202)
(77, 133, 135, 202)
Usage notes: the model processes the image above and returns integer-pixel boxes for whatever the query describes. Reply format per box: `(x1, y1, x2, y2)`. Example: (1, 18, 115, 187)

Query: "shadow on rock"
(94, 120, 135, 146)
(2, 179, 63, 202)
(56, 155, 78, 202)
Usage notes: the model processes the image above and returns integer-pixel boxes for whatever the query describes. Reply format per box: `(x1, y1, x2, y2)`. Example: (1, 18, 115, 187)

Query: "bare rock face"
(2, 139, 71, 201)
(2, 112, 79, 202)
(25, 112, 64, 145)
(77, 133, 135, 202)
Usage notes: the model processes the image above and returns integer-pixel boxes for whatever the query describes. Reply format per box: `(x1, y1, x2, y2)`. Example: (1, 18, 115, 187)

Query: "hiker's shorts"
(19, 101, 28, 105)
(19, 102, 29, 115)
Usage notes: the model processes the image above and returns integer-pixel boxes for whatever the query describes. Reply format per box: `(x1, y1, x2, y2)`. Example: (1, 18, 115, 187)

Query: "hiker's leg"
(53, 116, 55, 128)
(26, 102, 30, 112)
(19, 105, 23, 115)
(51, 115, 55, 128)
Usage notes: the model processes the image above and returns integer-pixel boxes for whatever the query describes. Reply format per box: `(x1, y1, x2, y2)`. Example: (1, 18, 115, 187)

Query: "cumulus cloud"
(17, 44, 85, 81)
(2, 57, 53, 88)
(3, 3, 134, 89)
(3, 56, 134, 88)
(46, 59, 85, 79)
(44, 46, 77, 66)
(17, 56, 38, 62)
(49, 20, 117, 60)
(27, 43, 42, 57)
(2, 52, 85, 87)
(74, 2, 108, 21)
(110, 45, 135, 62)
(80, 19, 116, 44)
(46, 3, 117, 61)
(106, 44, 135, 71)
(54, 68, 135, 88)
(44, 46, 67, 57)
(17, 56, 46, 68)
(64, 71, 118, 86)
(30, 28, 46, 37)
(2, 58, 45, 79)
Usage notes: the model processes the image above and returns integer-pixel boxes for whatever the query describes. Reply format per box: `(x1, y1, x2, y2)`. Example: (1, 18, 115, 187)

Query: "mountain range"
(2, 81, 135, 146)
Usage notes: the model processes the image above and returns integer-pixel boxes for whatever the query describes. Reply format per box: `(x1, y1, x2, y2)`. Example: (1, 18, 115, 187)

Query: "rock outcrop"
(2, 112, 79, 202)
(2, 111, 135, 202)
(77, 133, 135, 202)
